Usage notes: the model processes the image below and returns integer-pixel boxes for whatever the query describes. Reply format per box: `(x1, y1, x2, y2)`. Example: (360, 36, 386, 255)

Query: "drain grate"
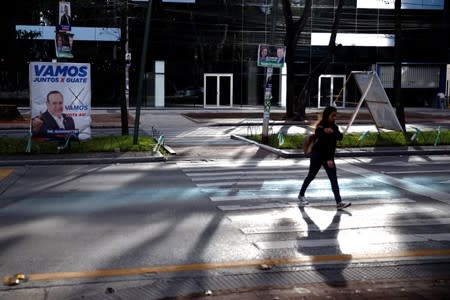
(77, 261, 450, 300)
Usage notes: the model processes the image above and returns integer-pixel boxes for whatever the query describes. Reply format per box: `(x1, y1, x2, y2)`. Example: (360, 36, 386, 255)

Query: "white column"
(280, 64, 287, 108)
(155, 61, 165, 107)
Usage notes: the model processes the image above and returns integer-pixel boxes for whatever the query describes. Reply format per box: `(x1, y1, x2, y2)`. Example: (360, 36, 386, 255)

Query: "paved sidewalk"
(1, 106, 449, 165)
(169, 277, 450, 300)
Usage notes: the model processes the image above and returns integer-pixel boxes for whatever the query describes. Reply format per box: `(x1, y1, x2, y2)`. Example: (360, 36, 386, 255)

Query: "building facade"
(1, 0, 449, 108)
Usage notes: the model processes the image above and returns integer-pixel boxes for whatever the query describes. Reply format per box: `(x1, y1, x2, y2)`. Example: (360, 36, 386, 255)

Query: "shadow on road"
(297, 206, 352, 287)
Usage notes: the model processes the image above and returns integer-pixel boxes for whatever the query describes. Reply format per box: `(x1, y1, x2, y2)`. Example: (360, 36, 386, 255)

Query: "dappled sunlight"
(338, 228, 402, 254)
(304, 187, 391, 199)
(227, 206, 303, 223)
(185, 158, 311, 169)
(1, 216, 67, 239)
(187, 168, 302, 179)
(406, 155, 450, 163)
(85, 214, 227, 263)
(256, 159, 310, 168)
(336, 157, 376, 171)
(341, 157, 450, 204)
(0, 187, 202, 215)
(336, 157, 373, 164)
(343, 124, 378, 133)
(13, 164, 175, 195)
(75, 172, 146, 191)
(15, 165, 110, 194)
(76, 163, 178, 191)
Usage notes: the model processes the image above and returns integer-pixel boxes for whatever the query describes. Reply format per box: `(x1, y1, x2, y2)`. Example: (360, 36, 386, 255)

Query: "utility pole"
(394, 0, 405, 130)
(133, 0, 153, 144)
(120, 0, 129, 135)
(262, 0, 278, 144)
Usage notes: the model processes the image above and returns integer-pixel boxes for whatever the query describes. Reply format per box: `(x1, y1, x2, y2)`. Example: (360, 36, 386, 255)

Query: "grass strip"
(0, 135, 159, 155)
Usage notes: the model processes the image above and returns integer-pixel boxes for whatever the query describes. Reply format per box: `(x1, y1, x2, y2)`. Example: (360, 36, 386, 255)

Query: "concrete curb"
(0, 152, 166, 166)
(231, 134, 450, 158)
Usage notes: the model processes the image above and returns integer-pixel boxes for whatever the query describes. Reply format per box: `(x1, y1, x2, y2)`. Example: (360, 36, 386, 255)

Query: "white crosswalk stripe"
(177, 159, 450, 255)
(241, 217, 450, 235)
(254, 233, 450, 250)
(218, 198, 416, 211)
(147, 126, 245, 145)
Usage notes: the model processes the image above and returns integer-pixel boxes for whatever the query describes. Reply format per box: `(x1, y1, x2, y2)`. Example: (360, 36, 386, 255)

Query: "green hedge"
(249, 129, 450, 150)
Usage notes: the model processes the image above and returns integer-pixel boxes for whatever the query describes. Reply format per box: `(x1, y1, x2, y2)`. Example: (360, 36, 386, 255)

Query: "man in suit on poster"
(276, 47, 285, 64)
(32, 90, 76, 136)
(60, 4, 71, 26)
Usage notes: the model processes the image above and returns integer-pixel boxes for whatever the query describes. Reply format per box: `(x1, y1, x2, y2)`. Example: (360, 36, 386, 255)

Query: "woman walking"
(298, 106, 351, 210)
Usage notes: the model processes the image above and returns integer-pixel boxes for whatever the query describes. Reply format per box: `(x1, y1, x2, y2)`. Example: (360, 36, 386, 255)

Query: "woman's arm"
(334, 125, 343, 141)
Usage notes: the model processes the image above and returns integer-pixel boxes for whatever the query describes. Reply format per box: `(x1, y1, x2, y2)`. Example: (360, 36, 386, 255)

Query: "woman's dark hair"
(322, 106, 337, 120)
(315, 106, 337, 127)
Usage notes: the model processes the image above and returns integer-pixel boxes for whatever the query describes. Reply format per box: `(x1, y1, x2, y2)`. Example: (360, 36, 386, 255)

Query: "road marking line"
(4, 249, 450, 285)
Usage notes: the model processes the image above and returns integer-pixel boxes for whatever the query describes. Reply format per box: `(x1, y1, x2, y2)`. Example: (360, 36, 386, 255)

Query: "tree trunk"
(294, 0, 344, 120)
(281, 0, 312, 119)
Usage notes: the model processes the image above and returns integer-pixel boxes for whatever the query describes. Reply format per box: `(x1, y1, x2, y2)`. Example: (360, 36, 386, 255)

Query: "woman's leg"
(323, 160, 342, 204)
(299, 152, 322, 197)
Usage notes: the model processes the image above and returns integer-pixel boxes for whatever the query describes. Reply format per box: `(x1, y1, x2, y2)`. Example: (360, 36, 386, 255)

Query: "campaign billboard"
(58, 1, 72, 31)
(55, 31, 74, 58)
(29, 62, 91, 140)
(257, 45, 286, 68)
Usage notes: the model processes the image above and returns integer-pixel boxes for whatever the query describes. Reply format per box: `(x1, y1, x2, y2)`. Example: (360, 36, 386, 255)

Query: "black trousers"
(299, 151, 342, 204)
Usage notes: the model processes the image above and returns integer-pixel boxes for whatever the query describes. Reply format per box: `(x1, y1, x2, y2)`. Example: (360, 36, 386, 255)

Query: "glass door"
(204, 73, 233, 107)
(219, 76, 231, 106)
(205, 76, 217, 106)
(318, 75, 346, 108)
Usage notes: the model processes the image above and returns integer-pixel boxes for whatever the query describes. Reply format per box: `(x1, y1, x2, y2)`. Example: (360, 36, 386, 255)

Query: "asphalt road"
(1, 154, 449, 299)
(1, 107, 450, 299)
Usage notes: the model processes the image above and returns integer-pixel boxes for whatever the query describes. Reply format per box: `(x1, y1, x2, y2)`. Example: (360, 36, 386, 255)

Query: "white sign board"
(344, 71, 404, 133)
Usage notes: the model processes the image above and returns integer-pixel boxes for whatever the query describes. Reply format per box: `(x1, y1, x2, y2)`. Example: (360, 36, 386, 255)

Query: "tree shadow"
(297, 206, 352, 287)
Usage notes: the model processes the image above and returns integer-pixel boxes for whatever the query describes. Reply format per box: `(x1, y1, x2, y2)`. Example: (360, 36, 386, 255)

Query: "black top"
(60, 14, 71, 25)
(312, 122, 343, 161)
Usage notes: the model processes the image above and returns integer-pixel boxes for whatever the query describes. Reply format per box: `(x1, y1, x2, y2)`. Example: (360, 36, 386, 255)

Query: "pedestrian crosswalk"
(145, 126, 245, 146)
(177, 159, 450, 258)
